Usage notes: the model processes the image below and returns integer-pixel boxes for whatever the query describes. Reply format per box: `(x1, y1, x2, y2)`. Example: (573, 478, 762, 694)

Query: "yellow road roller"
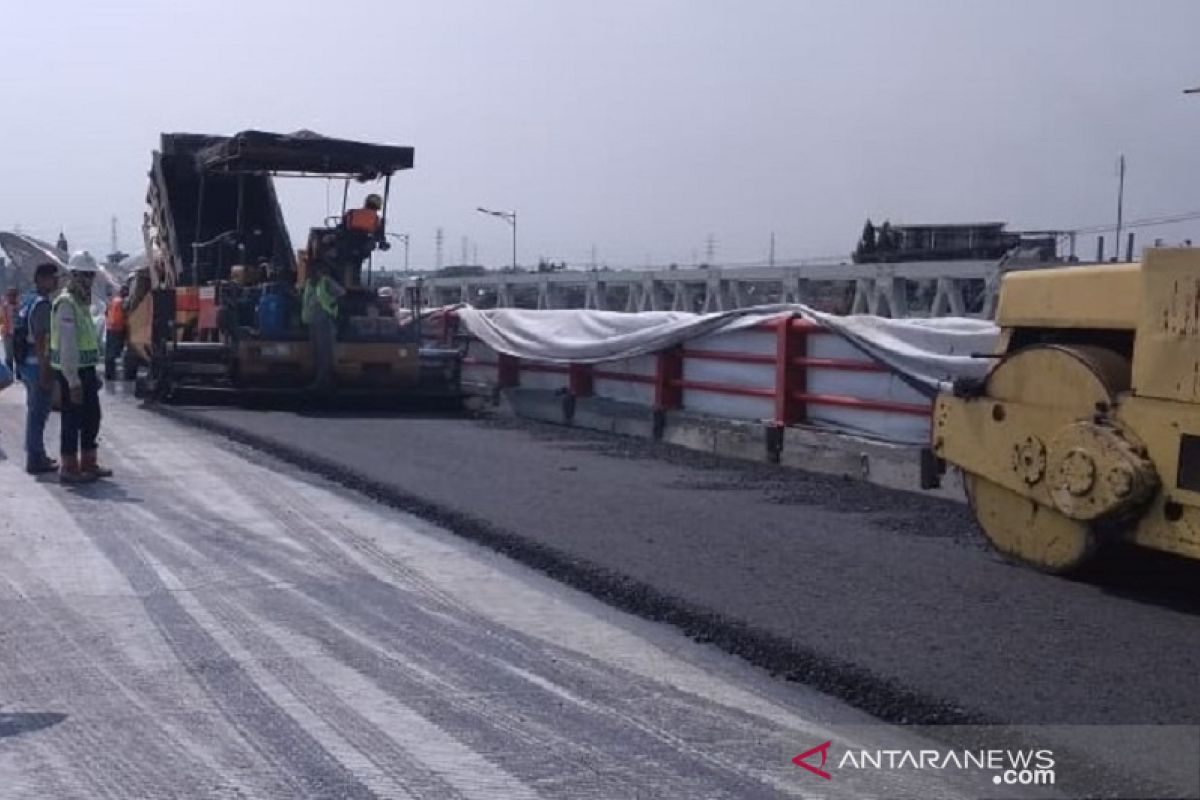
(934, 248, 1200, 572)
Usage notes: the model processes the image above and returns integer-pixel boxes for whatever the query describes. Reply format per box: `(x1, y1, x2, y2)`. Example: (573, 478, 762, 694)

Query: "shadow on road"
(147, 391, 470, 419)
(0, 712, 67, 740)
(1076, 544, 1200, 616)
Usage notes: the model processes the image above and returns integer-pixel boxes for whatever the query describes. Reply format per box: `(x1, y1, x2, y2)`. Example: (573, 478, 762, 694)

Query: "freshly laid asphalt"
(160, 398, 1200, 729)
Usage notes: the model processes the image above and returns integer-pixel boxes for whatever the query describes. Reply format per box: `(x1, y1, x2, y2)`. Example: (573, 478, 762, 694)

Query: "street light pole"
(477, 207, 517, 271)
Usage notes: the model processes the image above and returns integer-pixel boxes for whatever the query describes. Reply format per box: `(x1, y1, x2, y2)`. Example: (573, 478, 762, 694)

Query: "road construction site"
(0, 383, 1196, 797)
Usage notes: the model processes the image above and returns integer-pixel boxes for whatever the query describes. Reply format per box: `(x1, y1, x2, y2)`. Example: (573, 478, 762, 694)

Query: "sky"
(3, 0, 1200, 270)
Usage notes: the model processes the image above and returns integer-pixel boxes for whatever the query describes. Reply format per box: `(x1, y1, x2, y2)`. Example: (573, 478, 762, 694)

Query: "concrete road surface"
(0, 391, 975, 800)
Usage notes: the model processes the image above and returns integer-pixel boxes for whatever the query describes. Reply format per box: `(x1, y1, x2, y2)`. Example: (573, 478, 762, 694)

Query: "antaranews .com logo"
(794, 740, 1056, 787)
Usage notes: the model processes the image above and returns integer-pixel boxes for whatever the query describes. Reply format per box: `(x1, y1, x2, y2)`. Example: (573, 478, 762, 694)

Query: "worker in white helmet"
(51, 251, 110, 483)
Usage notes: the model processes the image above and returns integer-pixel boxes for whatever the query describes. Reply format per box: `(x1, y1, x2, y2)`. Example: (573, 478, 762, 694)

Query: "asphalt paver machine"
(130, 129, 461, 402)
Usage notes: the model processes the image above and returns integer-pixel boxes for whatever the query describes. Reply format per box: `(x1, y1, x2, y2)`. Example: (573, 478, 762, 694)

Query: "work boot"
(26, 456, 59, 475)
(59, 454, 96, 485)
(81, 449, 113, 479)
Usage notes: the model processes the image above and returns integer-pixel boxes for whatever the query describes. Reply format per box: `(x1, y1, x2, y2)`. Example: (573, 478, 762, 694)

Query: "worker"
(343, 194, 383, 236)
(0, 286, 19, 372)
(302, 260, 345, 393)
(377, 285, 396, 317)
(52, 251, 110, 483)
(104, 285, 129, 381)
(17, 263, 59, 474)
(339, 194, 390, 287)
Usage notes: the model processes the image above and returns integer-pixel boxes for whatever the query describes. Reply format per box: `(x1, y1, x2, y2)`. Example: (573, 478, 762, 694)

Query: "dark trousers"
(56, 367, 101, 457)
(105, 331, 126, 380)
(309, 313, 337, 390)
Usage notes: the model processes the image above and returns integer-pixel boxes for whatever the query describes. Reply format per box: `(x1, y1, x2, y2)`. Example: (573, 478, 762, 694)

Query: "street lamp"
(386, 232, 411, 272)
(477, 207, 517, 271)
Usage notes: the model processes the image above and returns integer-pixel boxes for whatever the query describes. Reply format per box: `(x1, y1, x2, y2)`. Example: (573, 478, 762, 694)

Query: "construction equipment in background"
(932, 247, 1200, 572)
(130, 130, 461, 402)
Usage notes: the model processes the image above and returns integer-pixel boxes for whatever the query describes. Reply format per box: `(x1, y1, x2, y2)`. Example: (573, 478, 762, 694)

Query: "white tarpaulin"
(453, 304, 999, 396)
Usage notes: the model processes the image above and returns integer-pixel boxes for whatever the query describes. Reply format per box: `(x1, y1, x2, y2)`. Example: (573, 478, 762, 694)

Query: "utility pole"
(590, 243, 597, 271)
(435, 227, 444, 270)
(1114, 154, 1126, 263)
(769, 232, 776, 267)
(705, 234, 716, 266)
(460, 236, 468, 266)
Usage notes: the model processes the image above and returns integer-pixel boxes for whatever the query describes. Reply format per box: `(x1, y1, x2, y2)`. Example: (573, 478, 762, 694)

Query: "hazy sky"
(4, 0, 1200, 269)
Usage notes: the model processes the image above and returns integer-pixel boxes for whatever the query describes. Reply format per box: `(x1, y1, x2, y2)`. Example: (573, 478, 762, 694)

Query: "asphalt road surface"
(0, 387, 1197, 798)
(0, 390, 983, 800)
(159, 396, 1200, 731)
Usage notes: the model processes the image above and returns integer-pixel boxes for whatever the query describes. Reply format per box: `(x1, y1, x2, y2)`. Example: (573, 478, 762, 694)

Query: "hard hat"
(377, 286, 395, 298)
(67, 250, 98, 273)
(365, 193, 383, 210)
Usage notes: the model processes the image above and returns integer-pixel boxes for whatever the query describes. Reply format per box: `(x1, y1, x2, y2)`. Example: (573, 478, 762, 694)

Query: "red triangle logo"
(792, 740, 833, 780)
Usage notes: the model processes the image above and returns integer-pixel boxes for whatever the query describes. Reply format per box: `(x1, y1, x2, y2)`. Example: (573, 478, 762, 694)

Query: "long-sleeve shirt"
(55, 299, 82, 387)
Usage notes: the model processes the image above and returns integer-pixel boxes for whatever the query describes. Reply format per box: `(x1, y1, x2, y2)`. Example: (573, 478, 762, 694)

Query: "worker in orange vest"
(0, 286, 19, 372)
(103, 284, 129, 381)
(343, 193, 383, 236)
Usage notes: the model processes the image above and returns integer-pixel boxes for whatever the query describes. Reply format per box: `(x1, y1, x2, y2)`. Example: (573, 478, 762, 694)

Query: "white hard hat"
(377, 286, 395, 298)
(67, 250, 98, 273)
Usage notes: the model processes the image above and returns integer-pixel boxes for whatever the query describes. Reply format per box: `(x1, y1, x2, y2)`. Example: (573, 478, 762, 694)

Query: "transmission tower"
(107, 215, 128, 265)
(460, 236, 468, 266)
(435, 227, 444, 270)
(705, 234, 717, 266)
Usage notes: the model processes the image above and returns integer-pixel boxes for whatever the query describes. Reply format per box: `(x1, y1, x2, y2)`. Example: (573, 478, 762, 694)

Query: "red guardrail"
(451, 312, 932, 425)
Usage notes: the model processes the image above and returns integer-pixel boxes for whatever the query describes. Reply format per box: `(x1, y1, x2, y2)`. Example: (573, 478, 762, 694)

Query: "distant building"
(853, 221, 1057, 264)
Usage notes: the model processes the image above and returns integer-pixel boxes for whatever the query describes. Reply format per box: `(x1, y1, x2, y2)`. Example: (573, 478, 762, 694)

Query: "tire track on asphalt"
(0, 481, 309, 799)
(246, 485, 817, 798)
(114, 435, 807, 798)
(48, 495, 382, 800)
(0, 574, 193, 799)
(148, 401, 989, 728)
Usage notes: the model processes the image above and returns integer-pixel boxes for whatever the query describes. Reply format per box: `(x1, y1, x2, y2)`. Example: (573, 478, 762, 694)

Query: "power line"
(1068, 210, 1200, 235)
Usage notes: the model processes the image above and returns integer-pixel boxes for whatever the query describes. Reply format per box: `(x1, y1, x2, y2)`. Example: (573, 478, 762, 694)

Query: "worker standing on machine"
(302, 260, 345, 394)
(344, 194, 383, 237)
(103, 284, 129, 381)
(52, 252, 110, 483)
(340, 194, 388, 286)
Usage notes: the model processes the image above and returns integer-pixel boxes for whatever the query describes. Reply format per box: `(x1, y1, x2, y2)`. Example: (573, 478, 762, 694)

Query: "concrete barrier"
(447, 310, 962, 501)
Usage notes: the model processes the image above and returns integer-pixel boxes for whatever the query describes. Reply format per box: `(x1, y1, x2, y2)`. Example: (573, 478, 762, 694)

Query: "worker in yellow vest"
(302, 260, 345, 393)
(51, 252, 110, 483)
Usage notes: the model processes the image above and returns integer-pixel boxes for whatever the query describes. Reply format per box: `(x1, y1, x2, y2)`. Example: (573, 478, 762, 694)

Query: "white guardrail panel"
(681, 328, 776, 422)
(594, 355, 656, 406)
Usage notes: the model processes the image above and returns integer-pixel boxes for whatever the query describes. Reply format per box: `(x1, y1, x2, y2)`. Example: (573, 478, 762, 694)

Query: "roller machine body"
(934, 249, 1200, 571)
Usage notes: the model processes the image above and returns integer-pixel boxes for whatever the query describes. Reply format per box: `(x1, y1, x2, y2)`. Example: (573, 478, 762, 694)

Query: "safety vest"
(301, 277, 338, 324)
(0, 299, 15, 337)
(49, 291, 99, 370)
(106, 296, 127, 332)
(344, 208, 380, 234)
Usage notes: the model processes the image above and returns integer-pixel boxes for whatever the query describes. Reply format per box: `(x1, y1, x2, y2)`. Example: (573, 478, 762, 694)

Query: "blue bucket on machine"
(257, 283, 290, 337)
